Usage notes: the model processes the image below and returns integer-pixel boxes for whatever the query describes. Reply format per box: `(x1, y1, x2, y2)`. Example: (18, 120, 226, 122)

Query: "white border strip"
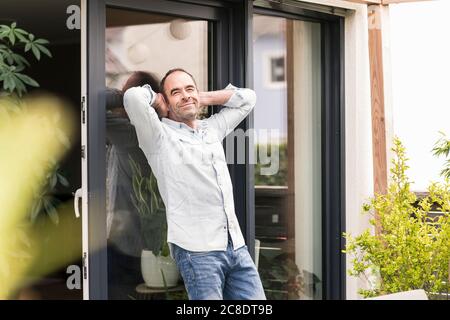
(80, 0, 89, 300)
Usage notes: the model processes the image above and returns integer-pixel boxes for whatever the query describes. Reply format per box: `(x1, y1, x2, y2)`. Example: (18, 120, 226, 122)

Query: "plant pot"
(141, 249, 179, 288)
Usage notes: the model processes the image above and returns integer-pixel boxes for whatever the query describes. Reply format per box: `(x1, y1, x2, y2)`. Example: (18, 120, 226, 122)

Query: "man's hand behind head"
(153, 93, 169, 118)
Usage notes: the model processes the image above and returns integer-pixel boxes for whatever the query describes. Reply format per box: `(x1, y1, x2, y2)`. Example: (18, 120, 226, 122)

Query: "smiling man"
(123, 68, 266, 300)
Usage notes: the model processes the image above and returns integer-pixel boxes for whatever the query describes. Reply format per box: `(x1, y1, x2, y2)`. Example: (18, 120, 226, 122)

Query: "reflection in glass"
(253, 14, 322, 300)
(105, 8, 208, 300)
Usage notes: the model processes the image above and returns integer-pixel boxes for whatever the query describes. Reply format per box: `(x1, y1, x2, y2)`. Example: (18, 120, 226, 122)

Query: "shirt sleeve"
(205, 84, 257, 141)
(123, 85, 164, 155)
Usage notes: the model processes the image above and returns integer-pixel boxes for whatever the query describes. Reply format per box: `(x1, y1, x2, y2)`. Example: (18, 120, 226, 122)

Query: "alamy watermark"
(66, 5, 80, 30)
(225, 128, 281, 176)
(167, 128, 282, 176)
(66, 264, 81, 290)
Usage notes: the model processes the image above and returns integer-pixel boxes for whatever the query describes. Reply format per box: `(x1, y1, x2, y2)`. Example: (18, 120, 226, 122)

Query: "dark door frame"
(85, 0, 250, 300)
(85, 0, 345, 300)
(252, 1, 346, 300)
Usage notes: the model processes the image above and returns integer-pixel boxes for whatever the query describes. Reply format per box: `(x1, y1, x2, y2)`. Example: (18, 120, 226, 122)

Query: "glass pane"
(0, 0, 82, 300)
(253, 14, 322, 300)
(105, 8, 208, 300)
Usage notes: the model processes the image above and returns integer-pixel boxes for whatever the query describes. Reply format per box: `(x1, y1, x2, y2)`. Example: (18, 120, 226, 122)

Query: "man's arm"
(204, 84, 256, 140)
(123, 85, 165, 155)
(199, 90, 234, 107)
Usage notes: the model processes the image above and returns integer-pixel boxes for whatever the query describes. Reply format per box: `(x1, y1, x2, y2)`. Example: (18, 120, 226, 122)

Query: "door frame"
(82, 0, 251, 300)
(252, 1, 346, 300)
(82, 0, 345, 300)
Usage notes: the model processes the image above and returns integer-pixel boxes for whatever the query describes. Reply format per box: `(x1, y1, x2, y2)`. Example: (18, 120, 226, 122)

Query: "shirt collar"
(162, 117, 205, 133)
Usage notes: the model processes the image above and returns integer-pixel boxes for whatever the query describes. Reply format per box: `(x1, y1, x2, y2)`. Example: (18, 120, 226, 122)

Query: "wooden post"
(382, 0, 434, 4)
(286, 19, 296, 257)
(368, 5, 388, 234)
(343, 0, 434, 4)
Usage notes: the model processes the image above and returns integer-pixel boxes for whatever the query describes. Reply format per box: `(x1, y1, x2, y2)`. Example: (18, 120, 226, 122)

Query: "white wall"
(302, 0, 375, 300)
(389, 0, 450, 192)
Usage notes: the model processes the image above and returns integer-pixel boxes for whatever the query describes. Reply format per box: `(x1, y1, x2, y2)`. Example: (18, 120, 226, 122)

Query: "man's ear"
(163, 95, 172, 112)
(161, 94, 171, 118)
(161, 94, 168, 105)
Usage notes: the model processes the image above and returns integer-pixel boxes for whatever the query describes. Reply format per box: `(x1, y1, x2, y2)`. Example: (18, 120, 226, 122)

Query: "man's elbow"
(123, 86, 146, 112)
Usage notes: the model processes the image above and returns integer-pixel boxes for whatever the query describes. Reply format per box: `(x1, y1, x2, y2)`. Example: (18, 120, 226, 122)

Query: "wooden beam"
(286, 19, 296, 258)
(344, 0, 381, 4)
(382, 0, 434, 4)
(368, 5, 388, 233)
(344, 0, 434, 5)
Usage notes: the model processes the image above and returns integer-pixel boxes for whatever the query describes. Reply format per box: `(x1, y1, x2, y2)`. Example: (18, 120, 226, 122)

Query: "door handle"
(74, 188, 82, 218)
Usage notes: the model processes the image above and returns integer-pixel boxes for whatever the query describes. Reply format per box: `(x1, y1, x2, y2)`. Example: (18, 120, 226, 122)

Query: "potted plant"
(343, 138, 450, 299)
(129, 156, 179, 288)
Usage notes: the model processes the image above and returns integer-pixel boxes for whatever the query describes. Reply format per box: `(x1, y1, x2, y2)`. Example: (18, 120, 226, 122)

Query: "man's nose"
(181, 90, 191, 101)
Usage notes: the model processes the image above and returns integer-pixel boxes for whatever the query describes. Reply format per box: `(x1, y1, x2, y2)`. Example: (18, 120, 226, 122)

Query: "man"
(123, 68, 266, 300)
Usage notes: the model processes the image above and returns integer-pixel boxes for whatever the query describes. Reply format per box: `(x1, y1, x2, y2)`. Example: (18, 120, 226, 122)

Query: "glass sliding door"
(104, 7, 209, 300)
(0, 0, 83, 300)
(84, 0, 244, 300)
(252, 14, 322, 300)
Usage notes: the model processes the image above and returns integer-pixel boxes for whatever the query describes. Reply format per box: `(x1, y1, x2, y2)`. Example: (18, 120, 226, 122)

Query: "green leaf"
(5, 53, 13, 65)
(35, 43, 52, 58)
(14, 79, 26, 97)
(14, 31, 27, 42)
(14, 28, 28, 35)
(2, 78, 9, 90)
(11, 22, 16, 29)
(28, 33, 34, 41)
(31, 44, 41, 60)
(44, 200, 59, 225)
(31, 199, 42, 223)
(15, 73, 39, 87)
(34, 38, 49, 45)
(4, 75, 15, 91)
(0, 25, 10, 33)
(24, 42, 31, 52)
(8, 31, 15, 45)
(3, 75, 11, 90)
(11, 53, 30, 67)
(50, 172, 57, 189)
(57, 173, 70, 187)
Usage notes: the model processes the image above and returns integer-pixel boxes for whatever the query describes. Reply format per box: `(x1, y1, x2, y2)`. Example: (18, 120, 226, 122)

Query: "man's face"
(163, 71, 200, 122)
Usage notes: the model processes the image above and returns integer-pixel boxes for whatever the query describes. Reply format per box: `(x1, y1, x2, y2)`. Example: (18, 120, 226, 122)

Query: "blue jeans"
(171, 237, 266, 300)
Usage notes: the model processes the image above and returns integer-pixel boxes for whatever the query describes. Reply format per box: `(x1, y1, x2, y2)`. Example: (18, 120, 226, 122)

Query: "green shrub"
(343, 137, 450, 298)
(432, 131, 450, 179)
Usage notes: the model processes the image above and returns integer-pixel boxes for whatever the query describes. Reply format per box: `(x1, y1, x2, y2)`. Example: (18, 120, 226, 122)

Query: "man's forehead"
(166, 71, 195, 88)
(166, 71, 194, 84)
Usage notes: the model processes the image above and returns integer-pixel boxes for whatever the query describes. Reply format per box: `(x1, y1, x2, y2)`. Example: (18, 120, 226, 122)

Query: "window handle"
(74, 188, 82, 218)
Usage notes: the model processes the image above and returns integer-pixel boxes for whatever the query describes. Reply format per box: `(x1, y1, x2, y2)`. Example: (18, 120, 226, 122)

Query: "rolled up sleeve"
(206, 84, 256, 140)
(123, 86, 164, 155)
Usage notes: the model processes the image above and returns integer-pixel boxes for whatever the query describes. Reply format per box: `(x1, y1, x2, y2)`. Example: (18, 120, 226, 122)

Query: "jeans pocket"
(187, 251, 212, 259)
(176, 251, 195, 285)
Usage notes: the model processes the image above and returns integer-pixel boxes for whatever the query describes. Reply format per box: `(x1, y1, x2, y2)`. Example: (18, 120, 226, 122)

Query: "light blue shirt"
(123, 84, 256, 253)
